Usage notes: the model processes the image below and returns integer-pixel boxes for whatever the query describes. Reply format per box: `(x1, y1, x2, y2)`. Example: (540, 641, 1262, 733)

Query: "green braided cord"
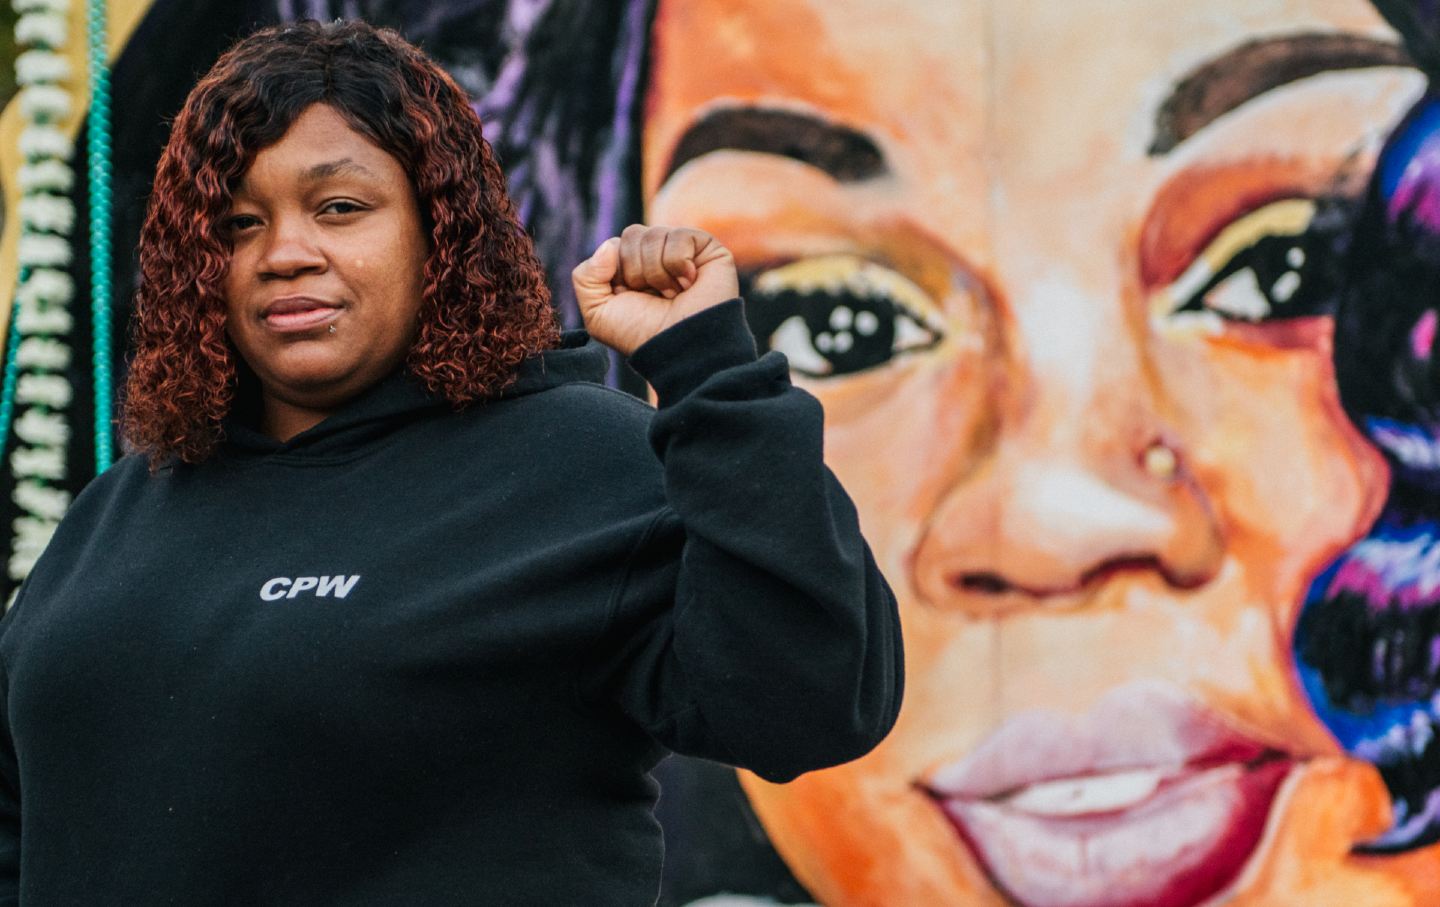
(87, 0, 114, 472)
(0, 272, 30, 464)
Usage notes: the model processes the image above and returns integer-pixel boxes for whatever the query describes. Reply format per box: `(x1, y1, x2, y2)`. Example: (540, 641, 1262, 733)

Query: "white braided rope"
(9, 0, 76, 582)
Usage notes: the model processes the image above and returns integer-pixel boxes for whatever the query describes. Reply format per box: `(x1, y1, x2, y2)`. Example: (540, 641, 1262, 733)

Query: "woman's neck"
(261, 395, 333, 442)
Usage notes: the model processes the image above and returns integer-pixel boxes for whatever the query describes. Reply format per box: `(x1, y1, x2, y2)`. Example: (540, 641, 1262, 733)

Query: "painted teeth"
(999, 769, 1169, 817)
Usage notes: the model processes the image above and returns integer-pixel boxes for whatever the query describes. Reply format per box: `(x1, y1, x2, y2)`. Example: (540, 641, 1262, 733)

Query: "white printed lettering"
(260, 574, 361, 601)
(260, 577, 291, 601)
(287, 576, 319, 598)
(317, 575, 361, 599)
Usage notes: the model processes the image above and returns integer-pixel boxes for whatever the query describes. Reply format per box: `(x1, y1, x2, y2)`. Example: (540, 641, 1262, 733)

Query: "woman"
(0, 20, 901, 906)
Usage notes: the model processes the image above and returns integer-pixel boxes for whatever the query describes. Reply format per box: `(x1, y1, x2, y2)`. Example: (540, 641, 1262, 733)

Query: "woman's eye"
(1162, 197, 1341, 324)
(226, 214, 262, 233)
(319, 200, 364, 216)
(740, 255, 945, 378)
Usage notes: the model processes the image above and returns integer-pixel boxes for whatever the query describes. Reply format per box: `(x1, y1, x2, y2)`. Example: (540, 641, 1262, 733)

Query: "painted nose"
(907, 257, 1228, 613)
(912, 442, 1224, 613)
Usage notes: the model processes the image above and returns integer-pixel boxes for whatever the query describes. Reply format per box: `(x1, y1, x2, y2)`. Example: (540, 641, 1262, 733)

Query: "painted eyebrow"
(1150, 31, 1411, 155)
(660, 107, 888, 186)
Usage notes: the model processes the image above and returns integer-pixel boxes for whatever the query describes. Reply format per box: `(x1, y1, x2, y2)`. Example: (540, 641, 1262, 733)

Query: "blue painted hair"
(1297, 0, 1440, 855)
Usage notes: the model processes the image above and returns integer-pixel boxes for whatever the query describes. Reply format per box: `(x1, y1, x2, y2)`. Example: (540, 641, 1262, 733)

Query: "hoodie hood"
(221, 328, 610, 459)
(498, 327, 611, 398)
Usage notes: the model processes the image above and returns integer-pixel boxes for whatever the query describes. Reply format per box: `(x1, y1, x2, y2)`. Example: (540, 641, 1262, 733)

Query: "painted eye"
(741, 255, 945, 378)
(1160, 198, 1337, 324)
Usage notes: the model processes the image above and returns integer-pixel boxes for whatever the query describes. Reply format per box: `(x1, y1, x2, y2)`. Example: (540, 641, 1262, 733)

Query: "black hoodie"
(0, 299, 902, 905)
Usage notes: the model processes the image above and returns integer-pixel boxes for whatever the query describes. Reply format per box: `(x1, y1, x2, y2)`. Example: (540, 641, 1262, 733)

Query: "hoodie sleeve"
(579, 298, 904, 784)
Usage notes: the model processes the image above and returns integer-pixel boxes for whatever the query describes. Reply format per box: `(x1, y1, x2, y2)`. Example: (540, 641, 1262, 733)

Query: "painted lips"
(922, 684, 1295, 907)
(261, 296, 342, 333)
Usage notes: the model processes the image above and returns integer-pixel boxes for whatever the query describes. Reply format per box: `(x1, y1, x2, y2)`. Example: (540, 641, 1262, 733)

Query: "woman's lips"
(921, 683, 1297, 907)
(261, 297, 342, 333)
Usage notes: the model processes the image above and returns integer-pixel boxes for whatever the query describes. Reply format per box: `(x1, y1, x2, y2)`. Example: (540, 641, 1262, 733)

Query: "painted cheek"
(1411, 310, 1437, 359)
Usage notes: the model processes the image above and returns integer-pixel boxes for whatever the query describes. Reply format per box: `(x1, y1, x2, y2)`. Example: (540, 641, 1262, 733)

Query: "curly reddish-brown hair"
(124, 19, 560, 464)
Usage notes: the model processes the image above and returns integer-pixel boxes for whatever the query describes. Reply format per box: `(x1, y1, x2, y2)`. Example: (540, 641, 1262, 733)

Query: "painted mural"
(5, 0, 1440, 904)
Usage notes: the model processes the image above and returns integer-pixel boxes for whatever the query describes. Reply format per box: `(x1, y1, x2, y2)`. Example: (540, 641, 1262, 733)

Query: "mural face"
(21, 0, 1440, 903)
(643, 0, 1440, 904)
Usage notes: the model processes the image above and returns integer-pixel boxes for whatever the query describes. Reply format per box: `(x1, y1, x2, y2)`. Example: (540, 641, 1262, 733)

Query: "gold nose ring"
(1142, 440, 1179, 480)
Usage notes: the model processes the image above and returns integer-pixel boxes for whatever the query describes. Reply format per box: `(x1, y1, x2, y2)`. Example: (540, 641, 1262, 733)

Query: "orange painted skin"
(643, 1, 1440, 904)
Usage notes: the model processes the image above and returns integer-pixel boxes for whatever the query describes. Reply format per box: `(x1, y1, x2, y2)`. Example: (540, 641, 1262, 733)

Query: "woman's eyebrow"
(300, 158, 378, 182)
(1150, 31, 1411, 155)
(660, 107, 887, 187)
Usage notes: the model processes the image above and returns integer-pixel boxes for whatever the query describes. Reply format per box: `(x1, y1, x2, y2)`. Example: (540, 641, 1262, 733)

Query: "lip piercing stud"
(328, 324, 336, 334)
(1142, 441, 1179, 480)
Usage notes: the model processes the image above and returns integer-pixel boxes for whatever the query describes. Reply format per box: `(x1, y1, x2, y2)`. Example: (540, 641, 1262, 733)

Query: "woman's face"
(222, 103, 429, 437)
(646, 0, 1440, 903)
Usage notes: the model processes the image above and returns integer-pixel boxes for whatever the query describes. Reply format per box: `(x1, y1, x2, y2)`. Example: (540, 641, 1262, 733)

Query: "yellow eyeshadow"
(1198, 198, 1316, 273)
(753, 254, 939, 322)
(1153, 198, 1317, 320)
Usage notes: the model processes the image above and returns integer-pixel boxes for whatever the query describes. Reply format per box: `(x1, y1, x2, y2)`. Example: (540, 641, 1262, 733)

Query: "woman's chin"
(254, 353, 380, 412)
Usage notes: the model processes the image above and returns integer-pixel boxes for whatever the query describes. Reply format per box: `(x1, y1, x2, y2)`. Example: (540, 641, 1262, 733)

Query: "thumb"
(571, 238, 620, 306)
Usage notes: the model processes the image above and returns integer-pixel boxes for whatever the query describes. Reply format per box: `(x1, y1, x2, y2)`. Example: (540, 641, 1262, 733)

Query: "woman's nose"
(257, 219, 325, 279)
